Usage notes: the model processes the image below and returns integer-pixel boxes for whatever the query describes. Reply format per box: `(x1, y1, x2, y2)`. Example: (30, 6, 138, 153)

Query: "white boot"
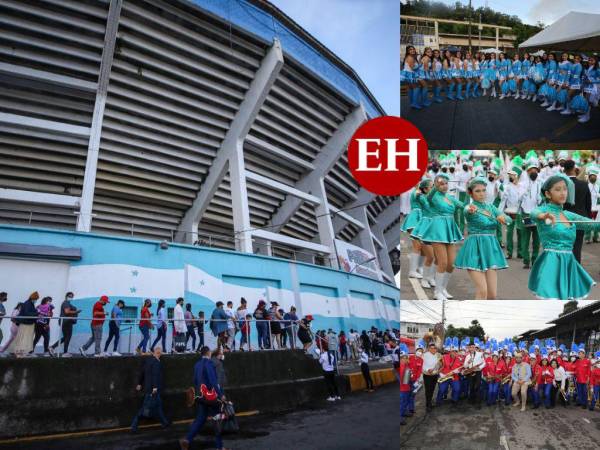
(426, 265, 437, 287)
(483, 88, 488, 97)
(578, 110, 591, 123)
(421, 278, 431, 289)
(491, 87, 497, 97)
(442, 272, 454, 299)
(417, 255, 425, 276)
(532, 94, 537, 102)
(499, 93, 505, 99)
(546, 101, 558, 111)
(513, 91, 519, 99)
(540, 100, 549, 107)
(555, 103, 564, 111)
(560, 106, 572, 115)
(408, 254, 422, 279)
(433, 272, 446, 300)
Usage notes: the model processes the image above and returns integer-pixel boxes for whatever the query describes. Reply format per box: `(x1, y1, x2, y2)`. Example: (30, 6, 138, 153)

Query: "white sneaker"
(335, 396, 341, 400)
(521, 93, 527, 99)
(499, 94, 505, 99)
(112, 351, 122, 356)
(94, 353, 103, 357)
(62, 353, 72, 358)
(540, 100, 549, 107)
(578, 111, 591, 123)
(556, 104, 564, 111)
(327, 397, 336, 402)
(79, 347, 86, 356)
(443, 289, 454, 299)
(532, 94, 537, 102)
(421, 279, 431, 289)
(513, 92, 519, 98)
(560, 108, 571, 115)
(43, 352, 51, 357)
(408, 271, 423, 279)
(433, 291, 447, 301)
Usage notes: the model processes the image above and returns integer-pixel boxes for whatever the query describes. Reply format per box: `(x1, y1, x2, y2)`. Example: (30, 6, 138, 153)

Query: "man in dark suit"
(563, 160, 592, 263)
(131, 347, 170, 432)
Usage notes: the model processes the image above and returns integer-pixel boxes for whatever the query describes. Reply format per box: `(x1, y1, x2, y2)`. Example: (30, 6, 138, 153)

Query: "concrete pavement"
(400, 236, 600, 300)
(401, 390, 600, 450)
(401, 94, 600, 150)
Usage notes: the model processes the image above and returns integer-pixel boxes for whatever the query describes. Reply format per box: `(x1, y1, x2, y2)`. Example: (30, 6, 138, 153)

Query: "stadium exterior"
(0, 0, 400, 348)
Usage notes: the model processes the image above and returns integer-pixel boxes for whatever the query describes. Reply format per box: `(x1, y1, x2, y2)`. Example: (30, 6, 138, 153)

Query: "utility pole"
(468, 0, 473, 53)
(478, 13, 482, 50)
(441, 298, 446, 327)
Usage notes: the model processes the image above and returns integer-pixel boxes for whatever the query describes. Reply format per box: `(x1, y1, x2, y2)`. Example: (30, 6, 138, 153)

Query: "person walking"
(80, 295, 109, 357)
(185, 303, 196, 352)
(319, 348, 341, 401)
(283, 306, 298, 350)
(349, 329, 360, 360)
(32, 296, 54, 356)
(179, 346, 227, 450)
(136, 299, 153, 355)
(151, 300, 167, 353)
(239, 313, 252, 351)
(131, 346, 170, 432)
(211, 347, 227, 391)
(50, 292, 80, 356)
(210, 302, 229, 350)
(0, 292, 6, 347)
(0, 302, 22, 354)
(14, 292, 40, 358)
(297, 315, 314, 352)
(195, 310, 206, 352)
(339, 331, 348, 361)
(269, 302, 283, 349)
(224, 301, 236, 351)
(104, 299, 124, 356)
(360, 347, 374, 392)
(235, 298, 248, 349)
(253, 300, 269, 350)
(173, 297, 187, 353)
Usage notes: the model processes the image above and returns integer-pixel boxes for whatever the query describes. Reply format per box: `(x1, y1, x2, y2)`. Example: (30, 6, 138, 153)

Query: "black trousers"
(361, 362, 374, 390)
(423, 374, 438, 408)
(104, 321, 120, 352)
(33, 323, 50, 352)
(323, 371, 339, 397)
(468, 371, 482, 405)
(573, 230, 584, 263)
(51, 322, 74, 353)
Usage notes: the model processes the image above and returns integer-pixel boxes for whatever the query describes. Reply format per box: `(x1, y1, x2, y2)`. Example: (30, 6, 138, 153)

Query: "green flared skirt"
(410, 216, 431, 241)
(528, 249, 596, 300)
(417, 216, 463, 244)
(455, 234, 508, 271)
(401, 209, 422, 233)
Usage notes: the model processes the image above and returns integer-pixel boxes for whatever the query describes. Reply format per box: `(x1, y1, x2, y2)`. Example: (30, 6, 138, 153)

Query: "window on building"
(121, 306, 138, 325)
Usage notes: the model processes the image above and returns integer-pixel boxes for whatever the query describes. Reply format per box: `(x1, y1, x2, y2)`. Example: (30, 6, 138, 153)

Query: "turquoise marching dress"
(417, 189, 464, 244)
(400, 190, 422, 234)
(528, 203, 600, 299)
(455, 201, 511, 271)
(410, 192, 433, 241)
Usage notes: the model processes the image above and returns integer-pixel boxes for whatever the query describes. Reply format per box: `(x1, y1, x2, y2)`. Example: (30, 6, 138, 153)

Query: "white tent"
(520, 11, 600, 52)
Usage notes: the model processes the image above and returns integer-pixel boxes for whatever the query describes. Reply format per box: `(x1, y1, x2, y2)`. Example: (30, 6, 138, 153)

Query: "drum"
(522, 214, 535, 228)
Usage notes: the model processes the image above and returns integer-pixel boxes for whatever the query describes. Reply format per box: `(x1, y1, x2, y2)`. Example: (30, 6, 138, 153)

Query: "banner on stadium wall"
(335, 239, 379, 279)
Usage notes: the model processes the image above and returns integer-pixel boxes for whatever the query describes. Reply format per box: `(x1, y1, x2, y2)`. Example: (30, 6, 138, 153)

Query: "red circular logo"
(347, 116, 428, 196)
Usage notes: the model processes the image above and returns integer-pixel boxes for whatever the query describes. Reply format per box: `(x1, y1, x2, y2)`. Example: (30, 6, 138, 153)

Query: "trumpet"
(461, 366, 479, 377)
(560, 388, 568, 403)
(501, 375, 512, 385)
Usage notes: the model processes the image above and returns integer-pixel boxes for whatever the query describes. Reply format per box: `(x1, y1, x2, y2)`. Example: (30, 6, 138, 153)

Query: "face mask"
(441, 168, 447, 173)
(219, 354, 225, 360)
(529, 172, 538, 181)
(67, 296, 73, 300)
(449, 168, 455, 173)
(509, 176, 515, 183)
(549, 162, 555, 168)
(463, 165, 468, 171)
(416, 350, 423, 357)
(488, 176, 495, 182)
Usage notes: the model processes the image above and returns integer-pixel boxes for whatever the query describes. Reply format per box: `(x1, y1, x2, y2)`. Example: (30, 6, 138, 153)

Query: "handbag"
(174, 332, 186, 353)
(141, 393, 158, 418)
(221, 401, 239, 433)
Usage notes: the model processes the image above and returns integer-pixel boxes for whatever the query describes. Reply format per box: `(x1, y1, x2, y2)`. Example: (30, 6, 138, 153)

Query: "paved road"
(400, 94, 600, 150)
(1, 384, 399, 450)
(400, 234, 600, 300)
(401, 390, 600, 450)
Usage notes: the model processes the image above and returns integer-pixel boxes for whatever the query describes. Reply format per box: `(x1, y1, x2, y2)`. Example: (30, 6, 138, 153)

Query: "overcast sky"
(271, 0, 400, 115)
(401, 0, 600, 26)
(401, 300, 598, 340)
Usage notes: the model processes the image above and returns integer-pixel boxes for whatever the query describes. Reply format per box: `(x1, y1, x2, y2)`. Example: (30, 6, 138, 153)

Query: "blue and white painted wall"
(0, 225, 399, 351)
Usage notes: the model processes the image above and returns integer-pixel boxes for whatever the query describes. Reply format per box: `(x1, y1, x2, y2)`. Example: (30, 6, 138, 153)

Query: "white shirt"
(456, 169, 472, 193)
(485, 180, 500, 204)
(498, 182, 522, 213)
(319, 351, 335, 372)
(519, 178, 542, 214)
(552, 366, 567, 390)
(224, 307, 236, 330)
(349, 332, 359, 344)
(463, 351, 486, 372)
(235, 307, 247, 322)
(422, 351, 441, 374)
(448, 170, 459, 196)
(173, 304, 186, 333)
(589, 182, 599, 212)
(360, 352, 369, 364)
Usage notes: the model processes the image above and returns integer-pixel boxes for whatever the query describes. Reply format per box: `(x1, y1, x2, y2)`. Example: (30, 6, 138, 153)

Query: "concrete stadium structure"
(0, 0, 400, 346)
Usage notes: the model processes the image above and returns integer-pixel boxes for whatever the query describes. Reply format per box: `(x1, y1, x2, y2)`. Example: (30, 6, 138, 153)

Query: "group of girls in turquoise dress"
(401, 172, 600, 300)
(402, 47, 600, 124)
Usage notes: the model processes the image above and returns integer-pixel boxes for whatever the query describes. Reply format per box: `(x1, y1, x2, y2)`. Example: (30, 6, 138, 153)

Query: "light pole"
(468, 0, 473, 53)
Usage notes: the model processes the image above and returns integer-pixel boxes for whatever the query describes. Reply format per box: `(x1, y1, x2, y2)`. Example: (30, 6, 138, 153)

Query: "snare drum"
(522, 214, 535, 228)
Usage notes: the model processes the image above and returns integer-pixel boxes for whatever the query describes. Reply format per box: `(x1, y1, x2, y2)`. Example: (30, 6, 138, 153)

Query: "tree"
(445, 320, 485, 341)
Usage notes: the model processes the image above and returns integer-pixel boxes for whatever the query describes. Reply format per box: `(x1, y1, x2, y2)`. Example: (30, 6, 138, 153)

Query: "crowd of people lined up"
(0, 292, 400, 365)
(402, 47, 599, 124)
(398, 337, 600, 426)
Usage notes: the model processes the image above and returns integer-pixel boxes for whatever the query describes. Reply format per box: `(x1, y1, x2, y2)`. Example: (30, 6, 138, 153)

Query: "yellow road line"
(0, 410, 259, 445)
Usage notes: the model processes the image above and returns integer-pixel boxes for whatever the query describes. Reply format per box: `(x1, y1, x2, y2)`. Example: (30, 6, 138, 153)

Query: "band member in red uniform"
(564, 344, 578, 405)
(485, 345, 503, 406)
(538, 350, 555, 409)
(575, 344, 592, 409)
(408, 340, 425, 415)
(399, 344, 411, 426)
(529, 346, 542, 408)
(590, 352, 600, 411)
(500, 352, 514, 405)
(436, 337, 462, 407)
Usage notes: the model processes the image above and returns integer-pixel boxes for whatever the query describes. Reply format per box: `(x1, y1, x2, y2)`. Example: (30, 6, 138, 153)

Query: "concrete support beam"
(252, 229, 331, 255)
(328, 205, 365, 230)
(76, 0, 123, 232)
(0, 112, 90, 138)
(0, 62, 97, 92)
(269, 105, 367, 232)
(0, 189, 80, 208)
(373, 227, 395, 281)
(245, 170, 321, 205)
(309, 177, 340, 269)
(176, 40, 284, 244)
(229, 141, 252, 253)
(371, 197, 402, 235)
(333, 188, 376, 235)
(349, 207, 382, 281)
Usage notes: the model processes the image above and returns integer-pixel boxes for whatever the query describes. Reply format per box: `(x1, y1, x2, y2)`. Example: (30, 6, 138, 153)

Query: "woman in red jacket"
(136, 299, 154, 354)
(537, 351, 554, 409)
(590, 353, 600, 411)
(485, 352, 503, 406)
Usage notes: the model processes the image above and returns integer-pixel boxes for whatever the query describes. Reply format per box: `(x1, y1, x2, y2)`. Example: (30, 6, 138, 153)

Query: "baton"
(544, 218, 594, 225)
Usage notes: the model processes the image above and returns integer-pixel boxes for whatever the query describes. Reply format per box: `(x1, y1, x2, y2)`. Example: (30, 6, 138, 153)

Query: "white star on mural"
(132, 270, 139, 277)
(130, 287, 137, 293)
(199, 280, 205, 286)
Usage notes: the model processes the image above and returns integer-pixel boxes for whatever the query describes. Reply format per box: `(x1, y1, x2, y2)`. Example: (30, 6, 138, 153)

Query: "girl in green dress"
(455, 177, 512, 299)
(529, 174, 600, 299)
(417, 173, 464, 300)
(402, 179, 434, 283)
